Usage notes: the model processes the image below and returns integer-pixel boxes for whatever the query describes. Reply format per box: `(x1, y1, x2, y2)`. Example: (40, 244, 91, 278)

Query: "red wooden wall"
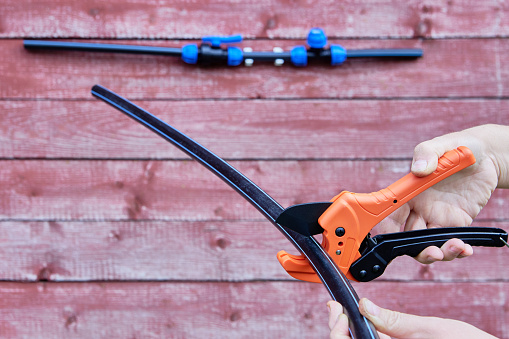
(1, 1, 508, 338)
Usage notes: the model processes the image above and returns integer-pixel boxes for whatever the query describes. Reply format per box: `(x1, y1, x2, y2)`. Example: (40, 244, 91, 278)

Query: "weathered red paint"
(3, 39, 509, 99)
(0, 160, 508, 221)
(1, 1, 508, 338)
(0, 220, 505, 282)
(0, 99, 507, 159)
(0, 281, 506, 338)
(1, 0, 508, 39)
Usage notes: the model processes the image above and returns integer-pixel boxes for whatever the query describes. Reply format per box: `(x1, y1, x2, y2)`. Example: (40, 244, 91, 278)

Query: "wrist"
(473, 124, 509, 188)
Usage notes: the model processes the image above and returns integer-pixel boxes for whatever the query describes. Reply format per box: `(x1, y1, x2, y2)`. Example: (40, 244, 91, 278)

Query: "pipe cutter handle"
(278, 146, 478, 282)
(350, 227, 508, 281)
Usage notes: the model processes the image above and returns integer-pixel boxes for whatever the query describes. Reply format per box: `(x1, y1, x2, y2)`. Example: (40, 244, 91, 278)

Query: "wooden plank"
(0, 281, 505, 338)
(0, 220, 506, 282)
(357, 282, 509, 339)
(0, 99, 507, 159)
(2, 38, 508, 99)
(1, 0, 507, 39)
(0, 220, 289, 282)
(2, 2, 506, 339)
(1, 160, 508, 221)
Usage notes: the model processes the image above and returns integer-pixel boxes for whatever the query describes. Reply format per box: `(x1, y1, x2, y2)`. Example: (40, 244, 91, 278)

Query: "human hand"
(378, 125, 508, 263)
(327, 299, 388, 339)
(327, 299, 497, 339)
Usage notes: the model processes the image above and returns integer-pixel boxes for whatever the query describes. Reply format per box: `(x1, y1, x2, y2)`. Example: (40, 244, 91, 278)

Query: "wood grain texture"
(2, 38, 509, 99)
(2, 0, 508, 337)
(0, 281, 506, 338)
(0, 220, 506, 283)
(0, 99, 508, 160)
(1, 160, 508, 221)
(1, 0, 508, 39)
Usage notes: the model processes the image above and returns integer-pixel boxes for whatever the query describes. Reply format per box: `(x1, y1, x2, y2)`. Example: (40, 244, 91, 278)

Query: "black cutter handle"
(350, 227, 508, 282)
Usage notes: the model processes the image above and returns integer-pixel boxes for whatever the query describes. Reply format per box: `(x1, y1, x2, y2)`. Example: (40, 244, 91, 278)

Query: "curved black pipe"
(91, 85, 378, 338)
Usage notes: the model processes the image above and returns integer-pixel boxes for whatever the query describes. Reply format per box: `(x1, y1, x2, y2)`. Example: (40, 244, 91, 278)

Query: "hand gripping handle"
(349, 227, 508, 282)
(319, 146, 476, 280)
(277, 146, 476, 282)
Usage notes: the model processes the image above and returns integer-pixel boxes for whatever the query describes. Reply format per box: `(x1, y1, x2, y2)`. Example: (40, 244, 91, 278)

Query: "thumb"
(359, 298, 435, 338)
(411, 133, 466, 177)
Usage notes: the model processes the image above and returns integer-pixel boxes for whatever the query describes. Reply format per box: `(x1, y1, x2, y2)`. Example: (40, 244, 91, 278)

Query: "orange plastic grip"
(319, 146, 475, 279)
(277, 146, 476, 282)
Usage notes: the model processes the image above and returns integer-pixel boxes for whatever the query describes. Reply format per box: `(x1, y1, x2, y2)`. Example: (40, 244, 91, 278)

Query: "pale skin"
(327, 299, 497, 339)
(329, 124, 509, 338)
(382, 124, 509, 263)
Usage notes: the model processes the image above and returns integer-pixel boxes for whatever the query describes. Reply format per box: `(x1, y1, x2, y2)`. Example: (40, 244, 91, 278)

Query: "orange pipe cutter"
(276, 147, 508, 282)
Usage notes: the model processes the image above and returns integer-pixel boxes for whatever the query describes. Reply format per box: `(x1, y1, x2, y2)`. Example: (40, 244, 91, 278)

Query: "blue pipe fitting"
(330, 44, 347, 65)
(227, 46, 243, 66)
(202, 35, 243, 48)
(307, 28, 327, 49)
(181, 44, 198, 64)
(291, 46, 307, 67)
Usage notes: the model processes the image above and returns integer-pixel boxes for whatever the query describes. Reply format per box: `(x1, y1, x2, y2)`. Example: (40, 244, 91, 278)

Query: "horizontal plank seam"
(4, 96, 509, 102)
(0, 217, 507, 223)
(0, 157, 414, 161)
(0, 278, 298, 283)
(5, 36, 509, 41)
(0, 278, 506, 284)
(3, 97, 509, 102)
(0, 220, 270, 224)
(0, 219, 507, 222)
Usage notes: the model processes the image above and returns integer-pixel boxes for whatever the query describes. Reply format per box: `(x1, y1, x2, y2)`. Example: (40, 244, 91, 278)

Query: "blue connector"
(181, 44, 198, 64)
(330, 45, 347, 65)
(202, 35, 243, 48)
(227, 47, 243, 66)
(307, 28, 327, 49)
(291, 46, 307, 67)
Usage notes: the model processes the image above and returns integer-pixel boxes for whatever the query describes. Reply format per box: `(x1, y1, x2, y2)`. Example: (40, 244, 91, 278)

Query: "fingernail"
(327, 303, 331, 313)
(412, 160, 427, 172)
(364, 299, 380, 317)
